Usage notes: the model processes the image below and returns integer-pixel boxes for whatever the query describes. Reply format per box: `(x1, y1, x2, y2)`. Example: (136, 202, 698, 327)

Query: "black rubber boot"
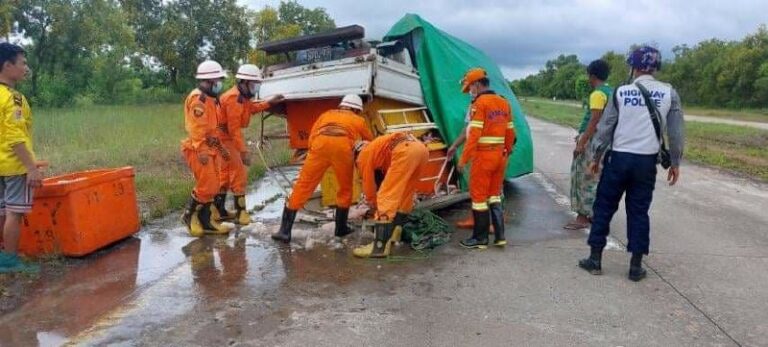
(334, 207, 354, 237)
(460, 210, 489, 249)
(181, 197, 205, 237)
(393, 212, 410, 243)
(271, 207, 297, 243)
(489, 203, 506, 246)
(233, 195, 251, 225)
(578, 247, 603, 275)
(197, 202, 218, 231)
(213, 193, 232, 221)
(628, 253, 647, 282)
(181, 197, 199, 227)
(353, 222, 395, 258)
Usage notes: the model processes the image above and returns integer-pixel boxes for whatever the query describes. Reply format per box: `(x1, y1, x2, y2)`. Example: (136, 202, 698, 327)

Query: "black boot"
(197, 202, 218, 231)
(334, 207, 354, 237)
(271, 207, 297, 243)
(181, 197, 198, 227)
(393, 212, 410, 243)
(181, 197, 204, 237)
(628, 253, 647, 282)
(233, 195, 251, 225)
(578, 247, 603, 275)
(489, 203, 506, 246)
(213, 193, 232, 221)
(352, 222, 395, 258)
(460, 209, 489, 249)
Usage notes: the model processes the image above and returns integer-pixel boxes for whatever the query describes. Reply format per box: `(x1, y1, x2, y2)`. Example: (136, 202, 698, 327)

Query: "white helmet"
(339, 94, 364, 111)
(235, 64, 263, 81)
(196, 60, 227, 80)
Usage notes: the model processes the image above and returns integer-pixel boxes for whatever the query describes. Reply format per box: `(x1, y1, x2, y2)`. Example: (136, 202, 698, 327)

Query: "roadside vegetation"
(521, 96, 768, 124)
(510, 26, 768, 118)
(35, 104, 290, 220)
(521, 100, 768, 181)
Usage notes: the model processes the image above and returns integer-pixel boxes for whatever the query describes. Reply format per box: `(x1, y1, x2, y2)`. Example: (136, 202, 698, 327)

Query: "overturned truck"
(254, 15, 533, 217)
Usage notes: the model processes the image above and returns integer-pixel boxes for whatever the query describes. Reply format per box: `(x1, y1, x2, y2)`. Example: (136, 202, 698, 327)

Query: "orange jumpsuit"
(356, 133, 429, 221)
(286, 109, 373, 210)
(459, 91, 516, 211)
(181, 89, 227, 203)
(218, 86, 271, 194)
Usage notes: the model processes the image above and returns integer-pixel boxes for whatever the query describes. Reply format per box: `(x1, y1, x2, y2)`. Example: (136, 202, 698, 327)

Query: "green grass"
(522, 96, 768, 123)
(520, 99, 768, 181)
(683, 106, 768, 123)
(34, 104, 289, 220)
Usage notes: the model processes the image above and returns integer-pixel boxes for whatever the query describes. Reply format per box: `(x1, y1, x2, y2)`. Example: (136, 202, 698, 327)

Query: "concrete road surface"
(1, 118, 766, 347)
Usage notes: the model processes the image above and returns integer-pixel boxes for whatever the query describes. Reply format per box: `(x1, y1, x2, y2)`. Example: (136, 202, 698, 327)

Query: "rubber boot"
(456, 211, 494, 233)
(628, 253, 647, 282)
(181, 197, 205, 237)
(460, 210, 489, 249)
(271, 207, 297, 243)
(353, 222, 395, 258)
(578, 247, 603, 275)
(233, 195, 251, 226)
(393, 212, 409, 243)
(213, 193, 234, 221)
(334, 207, 354, 237)
(490, 203, 506, 246)
(201, 203, 232, 235)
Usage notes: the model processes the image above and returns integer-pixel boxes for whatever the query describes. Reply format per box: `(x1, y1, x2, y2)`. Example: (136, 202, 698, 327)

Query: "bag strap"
(635, 82, 667, 151)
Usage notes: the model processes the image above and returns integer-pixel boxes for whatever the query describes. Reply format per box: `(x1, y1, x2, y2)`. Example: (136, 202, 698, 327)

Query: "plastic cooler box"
(18, 167, 140, 257)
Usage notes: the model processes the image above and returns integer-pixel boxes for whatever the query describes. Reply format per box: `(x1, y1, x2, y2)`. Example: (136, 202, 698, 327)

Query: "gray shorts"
(0, 175, 34, 216)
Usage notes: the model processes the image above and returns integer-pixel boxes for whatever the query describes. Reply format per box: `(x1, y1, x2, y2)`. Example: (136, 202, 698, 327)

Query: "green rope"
(402, 209, 452, 251)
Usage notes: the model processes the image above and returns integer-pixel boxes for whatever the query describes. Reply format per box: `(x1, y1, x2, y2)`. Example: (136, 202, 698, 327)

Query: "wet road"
(1, 119, 767, 346)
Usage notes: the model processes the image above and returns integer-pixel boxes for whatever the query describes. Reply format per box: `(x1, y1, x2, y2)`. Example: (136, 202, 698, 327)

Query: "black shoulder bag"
(635, 83, 672, 169)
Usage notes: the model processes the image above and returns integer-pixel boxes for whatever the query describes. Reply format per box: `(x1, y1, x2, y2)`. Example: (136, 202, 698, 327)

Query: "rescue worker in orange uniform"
(271, 94, 374, 243)
(215, 64, 285, 226)
(181, 60, 234, 237)
(457, 68, 516, 249)
(351, 132, 429, 258)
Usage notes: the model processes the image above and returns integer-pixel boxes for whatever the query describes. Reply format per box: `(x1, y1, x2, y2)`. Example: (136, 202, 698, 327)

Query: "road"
(1, 118, 767, 347)
(524, 98, 768, 130)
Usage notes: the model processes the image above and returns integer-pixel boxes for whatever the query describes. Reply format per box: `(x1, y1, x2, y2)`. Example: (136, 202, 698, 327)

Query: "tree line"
(511, 26, 768, 108)
(0, 0, 336, 107)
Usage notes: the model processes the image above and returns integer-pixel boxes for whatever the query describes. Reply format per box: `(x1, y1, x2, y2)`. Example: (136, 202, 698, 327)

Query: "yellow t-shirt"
(589, 89, 608, 110)
(0, 84, 34, 176)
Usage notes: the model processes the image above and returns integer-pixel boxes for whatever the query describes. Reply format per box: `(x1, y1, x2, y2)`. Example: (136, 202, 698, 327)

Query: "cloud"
(241, 0, 768, 79)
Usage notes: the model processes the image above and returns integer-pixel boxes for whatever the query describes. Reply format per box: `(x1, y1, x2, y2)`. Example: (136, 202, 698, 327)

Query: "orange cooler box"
(19, 167, 140, 257)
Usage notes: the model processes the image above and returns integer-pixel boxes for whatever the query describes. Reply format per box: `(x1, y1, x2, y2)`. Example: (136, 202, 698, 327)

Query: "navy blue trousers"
(588, 151, 657, 254)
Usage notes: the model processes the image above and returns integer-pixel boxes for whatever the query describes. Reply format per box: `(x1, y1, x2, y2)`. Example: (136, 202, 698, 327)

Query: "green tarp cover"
(384, 14, 534, 181)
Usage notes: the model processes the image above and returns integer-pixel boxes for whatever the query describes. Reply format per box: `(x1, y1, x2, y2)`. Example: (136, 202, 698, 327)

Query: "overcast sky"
(240, 0, 768, 80)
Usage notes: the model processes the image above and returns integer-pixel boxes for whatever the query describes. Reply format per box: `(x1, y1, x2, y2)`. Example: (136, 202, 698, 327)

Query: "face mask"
(249, 82, 261, 96)
(212, 81, 223, 95)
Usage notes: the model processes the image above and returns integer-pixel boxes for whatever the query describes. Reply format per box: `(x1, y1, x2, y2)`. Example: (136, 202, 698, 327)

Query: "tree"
(248, 1, 336, 66)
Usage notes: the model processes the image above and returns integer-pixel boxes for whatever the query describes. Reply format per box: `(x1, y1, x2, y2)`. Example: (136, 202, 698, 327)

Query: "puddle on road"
(0, 169, 585, 346)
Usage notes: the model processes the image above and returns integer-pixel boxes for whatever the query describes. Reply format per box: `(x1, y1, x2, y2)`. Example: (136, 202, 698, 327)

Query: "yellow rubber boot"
(182, 198, 205, 237)
(201, 203, 232, 235)
(353, 222, 395, 258)
(234, 195, 251, 226)
(188, 206, 205, 237)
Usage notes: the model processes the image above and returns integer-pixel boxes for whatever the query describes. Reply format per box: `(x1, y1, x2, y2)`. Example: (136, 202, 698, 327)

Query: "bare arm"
(12, 143, 42, 188)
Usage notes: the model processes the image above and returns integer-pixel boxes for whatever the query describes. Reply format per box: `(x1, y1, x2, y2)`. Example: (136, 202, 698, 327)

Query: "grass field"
(521, 96, 768, 123)
(34, 104, 290, 220)
(520, 99, 768, 181)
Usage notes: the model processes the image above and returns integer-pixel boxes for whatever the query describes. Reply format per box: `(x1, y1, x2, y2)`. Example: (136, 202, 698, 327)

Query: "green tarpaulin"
(384, 14, 534, 181)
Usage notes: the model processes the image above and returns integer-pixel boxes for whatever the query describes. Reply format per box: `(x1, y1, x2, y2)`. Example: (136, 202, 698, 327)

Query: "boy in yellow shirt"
(0, 43, 41, 273)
